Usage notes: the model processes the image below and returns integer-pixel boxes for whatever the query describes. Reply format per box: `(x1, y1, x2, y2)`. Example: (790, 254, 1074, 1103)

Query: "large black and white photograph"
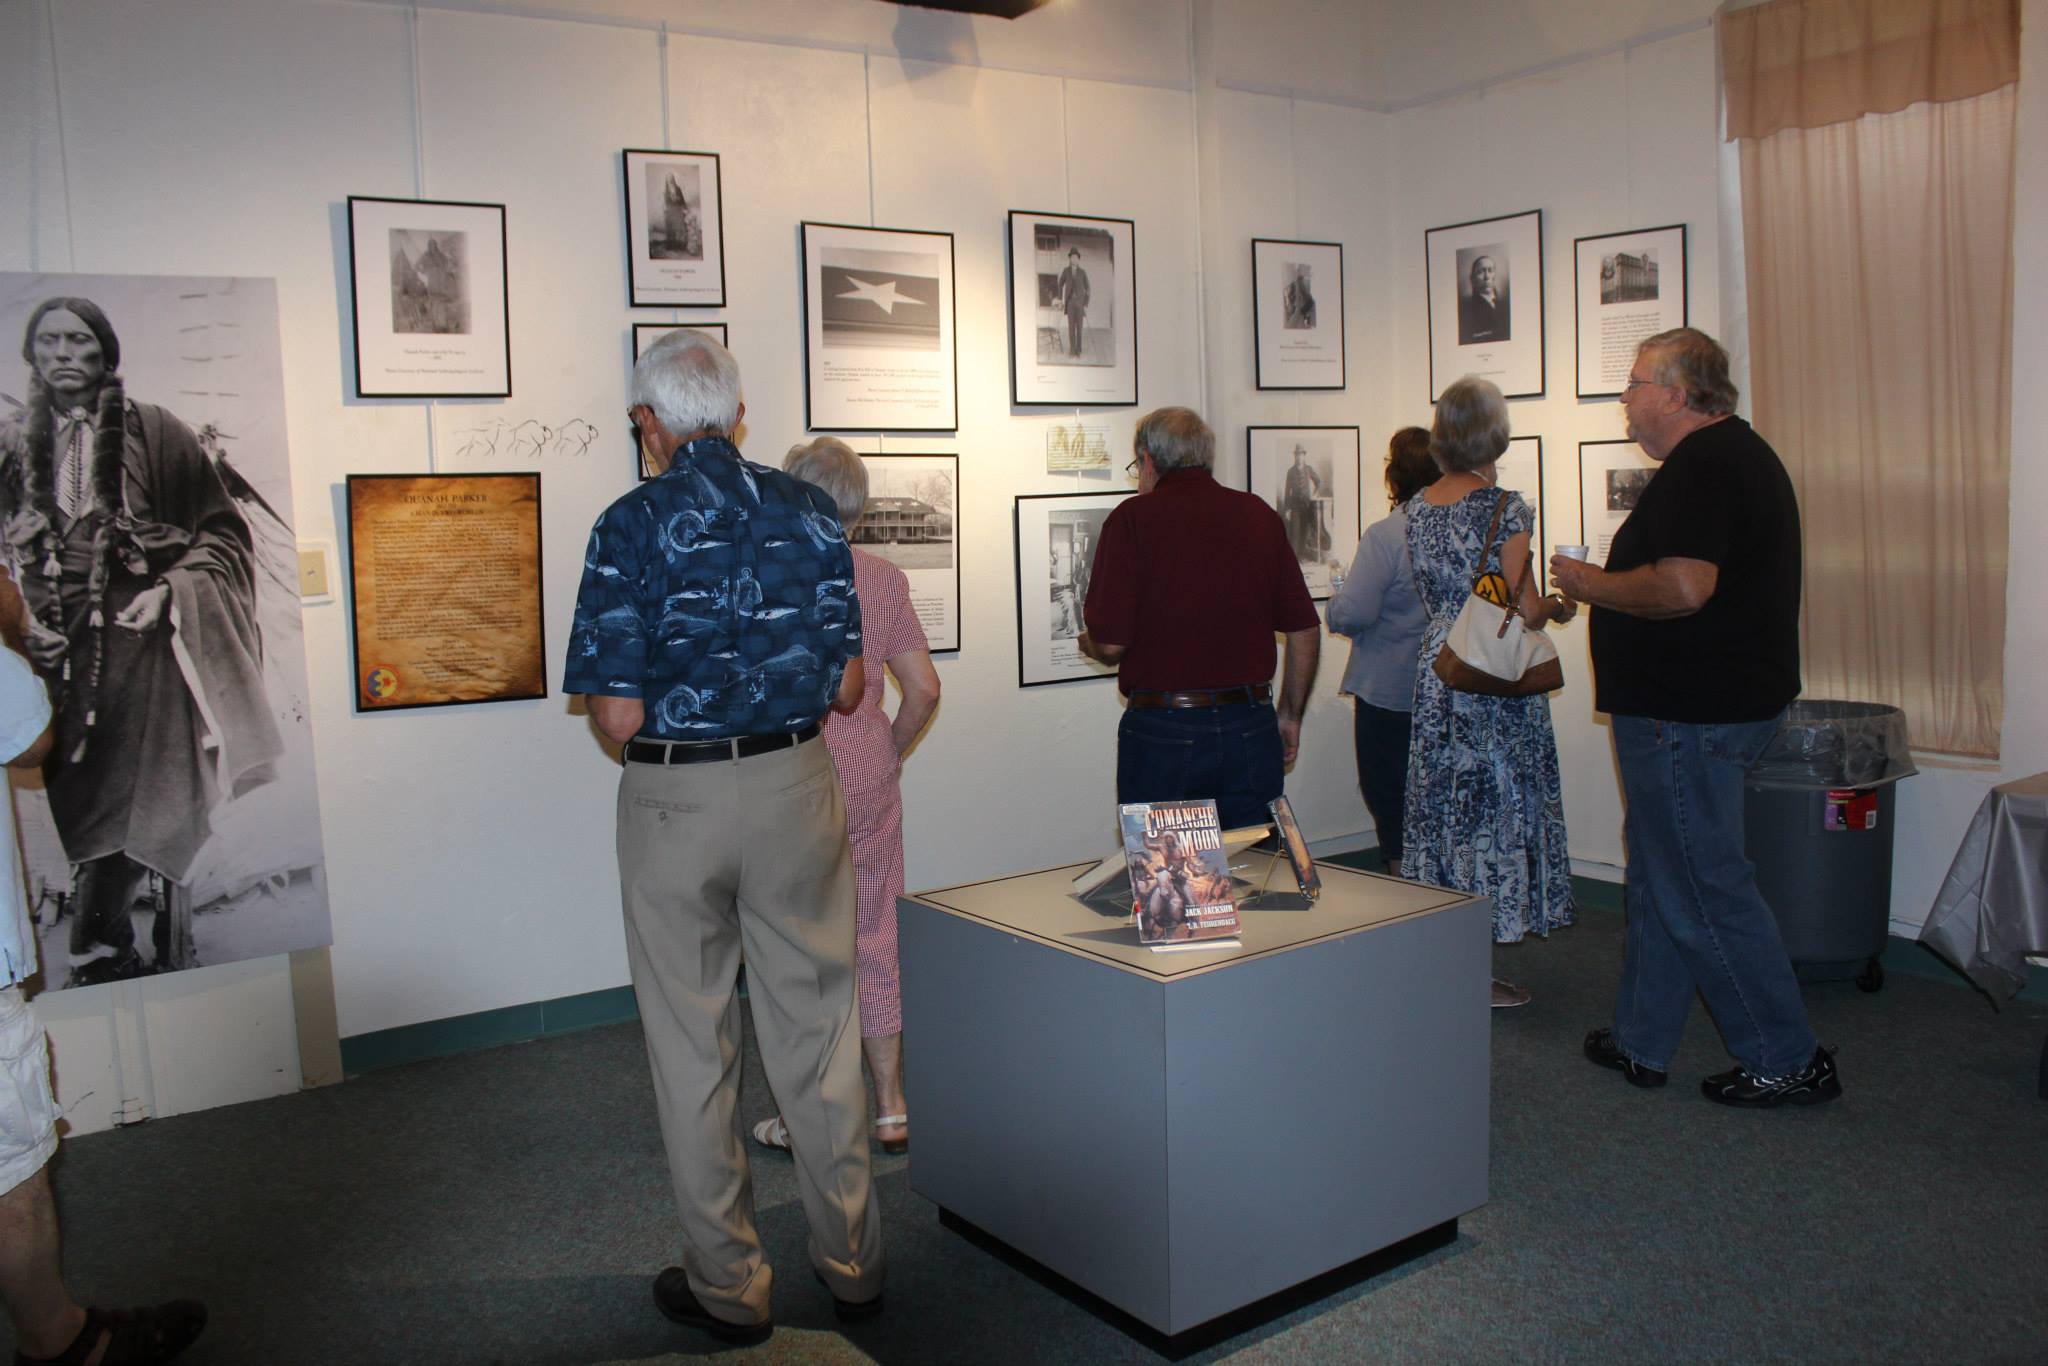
(1426, 208, 1544, 401)
(1014, 490, 1131, 686)
(1495, 435, 1549, 594)
(0, 272, 331, 990)
(802, 222, 957, 432)
(1246, 426, 1360, 601)
(1579, 439, 1659, 562)
(622, 149, 726, 308)
(1253, 238, 1345, 390)
(856, 454, 959, 653)
(1007, 211, 1138, 407)
(1575, 224, 1687, 397)
(348, 195, 509, 398)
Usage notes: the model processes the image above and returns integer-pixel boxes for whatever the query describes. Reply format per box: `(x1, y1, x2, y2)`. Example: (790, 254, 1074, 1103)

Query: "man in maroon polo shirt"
(1079, 406, 1320, 829)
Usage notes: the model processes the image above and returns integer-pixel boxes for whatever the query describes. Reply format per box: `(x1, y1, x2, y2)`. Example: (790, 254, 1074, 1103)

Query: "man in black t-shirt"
(1550, 328, 1840, 1110)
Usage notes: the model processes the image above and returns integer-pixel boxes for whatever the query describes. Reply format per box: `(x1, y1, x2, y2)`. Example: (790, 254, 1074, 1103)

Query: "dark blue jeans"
(1351, 700, 1413, 866)
(1116, 702, 1285, 831)
(1610, 714, 1817, 1076)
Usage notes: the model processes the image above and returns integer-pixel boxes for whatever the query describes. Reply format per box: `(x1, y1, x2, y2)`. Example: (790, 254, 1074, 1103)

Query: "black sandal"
(14, 1300, 207, 1366)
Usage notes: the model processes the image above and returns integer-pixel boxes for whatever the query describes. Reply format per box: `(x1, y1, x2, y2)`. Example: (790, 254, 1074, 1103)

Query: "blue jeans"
(1351, 700, 1413, 866)
(1116, 702, 1284, 831)
(1610, 714, 1816, 1076)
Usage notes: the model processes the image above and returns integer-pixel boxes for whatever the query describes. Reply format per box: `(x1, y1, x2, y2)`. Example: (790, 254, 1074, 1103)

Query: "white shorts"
(0, 986, 59, 1197)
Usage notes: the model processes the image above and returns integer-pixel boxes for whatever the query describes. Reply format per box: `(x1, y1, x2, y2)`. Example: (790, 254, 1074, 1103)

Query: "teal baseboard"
(340, 984, 640, 1076)
(1322, 845, 2044, 1004)
(341, 862, 2045, 1077)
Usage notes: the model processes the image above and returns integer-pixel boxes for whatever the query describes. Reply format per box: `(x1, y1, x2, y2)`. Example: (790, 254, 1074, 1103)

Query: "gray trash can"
(1742, 701, 1917, 992)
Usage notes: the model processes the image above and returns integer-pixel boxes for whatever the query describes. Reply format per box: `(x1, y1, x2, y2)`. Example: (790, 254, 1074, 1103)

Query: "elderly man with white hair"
(564, 331, 881, 1346)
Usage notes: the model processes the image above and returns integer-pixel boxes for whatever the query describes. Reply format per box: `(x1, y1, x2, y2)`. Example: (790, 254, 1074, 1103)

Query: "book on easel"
(1071, 817, 1270, 906)
(1118, 800, 1242, 950)
(1268, 795, 1322, 902)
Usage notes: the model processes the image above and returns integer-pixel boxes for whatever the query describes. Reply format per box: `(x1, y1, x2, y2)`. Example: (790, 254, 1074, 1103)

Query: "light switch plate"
(298, 543, 335, 603)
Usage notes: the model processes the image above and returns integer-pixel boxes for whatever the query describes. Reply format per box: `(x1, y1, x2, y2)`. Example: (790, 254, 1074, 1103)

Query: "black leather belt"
(1124, 684, 1273, 710)
(624, 723, 820, 765)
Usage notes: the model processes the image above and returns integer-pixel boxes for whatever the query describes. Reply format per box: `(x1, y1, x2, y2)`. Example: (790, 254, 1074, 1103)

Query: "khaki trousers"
(617, 735, 882, 1325)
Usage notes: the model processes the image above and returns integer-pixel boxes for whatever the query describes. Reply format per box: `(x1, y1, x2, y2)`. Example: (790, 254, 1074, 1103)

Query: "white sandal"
(750, 1115, 792, 1152)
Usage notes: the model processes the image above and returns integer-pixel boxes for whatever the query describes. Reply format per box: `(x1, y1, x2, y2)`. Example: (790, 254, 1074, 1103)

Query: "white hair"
(632, 329, 741, 437)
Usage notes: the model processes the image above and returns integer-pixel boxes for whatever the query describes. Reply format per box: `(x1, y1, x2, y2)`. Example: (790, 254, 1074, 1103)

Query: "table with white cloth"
(1918, 771, 2048, 1096)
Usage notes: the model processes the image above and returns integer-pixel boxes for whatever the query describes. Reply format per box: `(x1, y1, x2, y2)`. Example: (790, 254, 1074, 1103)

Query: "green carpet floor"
(11, 884, 2046, 1364)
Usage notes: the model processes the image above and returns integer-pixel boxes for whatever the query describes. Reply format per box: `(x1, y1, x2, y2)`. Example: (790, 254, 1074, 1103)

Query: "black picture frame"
(1245, 425, 1361, 602)
(1005, 209, 1139, 407)
(346, 195, 511, 399)
(857, 453, 961, 654)
(622, 148, 726, 308)
(1252, 238, 1345, 390)
(801, 221, 959, 433)
(1573, 223, 1688, 398)
(1424, 208, 1544, 402)
(1013, 489, 1134, 687)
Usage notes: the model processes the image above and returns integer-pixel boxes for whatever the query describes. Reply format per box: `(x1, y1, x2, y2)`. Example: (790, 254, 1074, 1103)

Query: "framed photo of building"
(1425, 208, 1543, 402)
(856, 453, 960, 653)
(802, 221, 957, 433)
(346, 472, 547, 711)
(622, 149, 725, 308)
(1014, 490, 1133, 687)
(1495, 435, 1549, 594)
(631, 321, 726, 359)
(1006, 210, 1138, 407)
(1252, 238, 1345, 390)
(1578, 439, 1659, 563)
(347, 195, 510, 398)
(1574, 224, 1687, 398)
(1246, 426, 1360, 602)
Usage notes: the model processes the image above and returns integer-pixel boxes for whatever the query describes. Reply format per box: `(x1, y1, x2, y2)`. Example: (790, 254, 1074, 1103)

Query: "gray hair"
(1639, 327, 1738, 416)
(1133, 406, 1215, 473)
(783, 436, 868, 528)
(632, 329, 741, 437)
(1429, 376, 1510, 473)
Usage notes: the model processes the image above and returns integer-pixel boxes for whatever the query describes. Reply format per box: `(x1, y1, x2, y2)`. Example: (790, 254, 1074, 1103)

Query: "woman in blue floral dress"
(1403, 377, 1577, 1007)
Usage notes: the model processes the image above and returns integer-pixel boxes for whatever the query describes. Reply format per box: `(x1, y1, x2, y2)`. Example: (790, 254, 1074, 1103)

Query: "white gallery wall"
(1, 0, 2041, 1134)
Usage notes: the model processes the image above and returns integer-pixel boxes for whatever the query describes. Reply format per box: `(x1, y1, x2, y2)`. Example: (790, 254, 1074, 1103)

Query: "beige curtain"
(1725, 0, 2017, 756)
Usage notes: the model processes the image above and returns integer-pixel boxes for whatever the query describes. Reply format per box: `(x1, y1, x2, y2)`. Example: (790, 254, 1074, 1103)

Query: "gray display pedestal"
(899, 852, 1491, 1344)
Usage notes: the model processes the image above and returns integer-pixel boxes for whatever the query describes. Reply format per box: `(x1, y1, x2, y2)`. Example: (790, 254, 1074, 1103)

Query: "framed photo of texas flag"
(800, 221, 958, 433)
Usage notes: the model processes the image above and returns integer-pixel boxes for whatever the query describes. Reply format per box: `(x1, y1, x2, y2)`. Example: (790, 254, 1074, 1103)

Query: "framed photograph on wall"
(857, 453, 960, 653)
(1574, 224, 1687, 398)
(802, 221, 957, 432)
(1425, 208, 1543, 402)
(1006, 210, 1138, 407)
(347, 195, 510, 398)
(1252, 238, 1345, 390)
(632, 321, 727, 359)
(347, 472, 546, 711)
(1246, 426, 1360, 602)
(1578, 439, 1659, 563)
(1495, 435, 1549, 594)
(622, 149, 725, 308)
(1014, 490, 1133, 687)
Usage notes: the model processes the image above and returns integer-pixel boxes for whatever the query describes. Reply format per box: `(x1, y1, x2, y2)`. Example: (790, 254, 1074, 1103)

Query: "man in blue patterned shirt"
(565, 331, 880, 1345)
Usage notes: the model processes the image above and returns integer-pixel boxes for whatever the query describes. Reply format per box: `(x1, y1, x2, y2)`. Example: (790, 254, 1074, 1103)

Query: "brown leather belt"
(624, 723, 820, 765)
(1124, 684, 1273, 710)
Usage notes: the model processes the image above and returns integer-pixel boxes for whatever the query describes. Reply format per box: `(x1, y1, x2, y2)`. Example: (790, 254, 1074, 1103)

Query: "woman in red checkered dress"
(757, 438, 941, 1157)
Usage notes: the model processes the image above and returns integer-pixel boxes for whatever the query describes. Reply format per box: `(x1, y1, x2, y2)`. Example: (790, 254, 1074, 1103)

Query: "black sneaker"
(1700, 1046, 1842, 1108)
(653, 1267, 772, 1345)
(1583, 1027, 1668, 1088)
